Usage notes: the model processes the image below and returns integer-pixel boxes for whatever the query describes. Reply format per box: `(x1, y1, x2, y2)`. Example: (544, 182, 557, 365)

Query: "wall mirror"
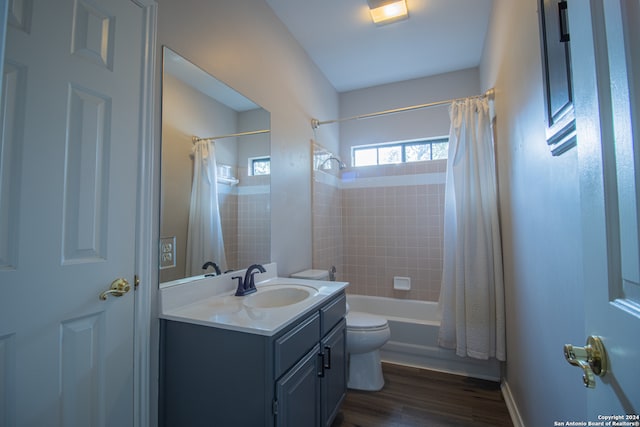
(160, 47, 271, 287)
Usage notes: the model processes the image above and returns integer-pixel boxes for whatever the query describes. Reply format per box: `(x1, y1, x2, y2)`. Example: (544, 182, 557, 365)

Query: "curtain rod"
(311, 88, 495, 129)
(192, 129, 270, 143)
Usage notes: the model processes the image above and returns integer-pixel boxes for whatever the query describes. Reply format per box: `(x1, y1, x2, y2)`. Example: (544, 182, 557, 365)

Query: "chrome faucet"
(202, 261, 222, 276)
(233, 264, 266, 296)
(328, 265, 337, 281)
(319, 156, 346, 170)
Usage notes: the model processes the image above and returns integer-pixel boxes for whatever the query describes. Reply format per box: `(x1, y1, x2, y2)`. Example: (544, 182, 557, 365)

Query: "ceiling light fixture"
(367, 0, 409, 26)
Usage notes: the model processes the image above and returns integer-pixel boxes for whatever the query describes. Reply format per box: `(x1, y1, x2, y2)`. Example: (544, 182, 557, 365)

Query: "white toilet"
(345, 310, 390, 391)
(291, 269, 391, 391)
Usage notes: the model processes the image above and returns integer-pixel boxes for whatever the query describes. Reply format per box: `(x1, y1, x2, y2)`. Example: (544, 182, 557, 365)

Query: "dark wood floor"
(331, 363, 513, 427)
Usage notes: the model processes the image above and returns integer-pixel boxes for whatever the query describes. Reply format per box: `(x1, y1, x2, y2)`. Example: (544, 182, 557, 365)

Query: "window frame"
(248, 156, 271, 176)
(351, 137, 449, 167)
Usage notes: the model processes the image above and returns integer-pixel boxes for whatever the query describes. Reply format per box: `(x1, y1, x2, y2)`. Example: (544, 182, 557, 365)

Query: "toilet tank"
(291, 269, 330, 280)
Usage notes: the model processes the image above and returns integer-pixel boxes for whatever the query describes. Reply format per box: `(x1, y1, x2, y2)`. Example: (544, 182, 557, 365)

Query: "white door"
(571, 0, 640, 419)
(0, 1, 149, 425)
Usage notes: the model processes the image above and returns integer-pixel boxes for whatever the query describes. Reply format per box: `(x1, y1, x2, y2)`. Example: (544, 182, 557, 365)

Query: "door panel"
(604, 0, 640, 309)
(0, 61, 25, 271)
(572, 0, 640, 417)
(0, 0, 147, 425)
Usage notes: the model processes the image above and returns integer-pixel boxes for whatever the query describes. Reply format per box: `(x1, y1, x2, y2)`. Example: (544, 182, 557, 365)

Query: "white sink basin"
(159, 266, 349, 335)
(243, 284, 318, 309)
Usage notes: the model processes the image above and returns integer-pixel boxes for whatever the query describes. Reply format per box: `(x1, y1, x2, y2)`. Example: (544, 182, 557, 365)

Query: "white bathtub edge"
(348, 294, 502, 382)
(380, 341, 501, 382)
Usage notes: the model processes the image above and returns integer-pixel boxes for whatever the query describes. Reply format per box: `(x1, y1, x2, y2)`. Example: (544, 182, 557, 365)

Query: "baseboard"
(501, 380, 525, 427)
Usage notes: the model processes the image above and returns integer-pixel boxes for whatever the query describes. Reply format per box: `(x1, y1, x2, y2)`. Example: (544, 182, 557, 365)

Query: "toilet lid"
(346, 311, 388, 330)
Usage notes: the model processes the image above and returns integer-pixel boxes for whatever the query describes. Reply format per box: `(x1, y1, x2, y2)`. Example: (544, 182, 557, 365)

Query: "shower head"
(319, 156, 346, 170)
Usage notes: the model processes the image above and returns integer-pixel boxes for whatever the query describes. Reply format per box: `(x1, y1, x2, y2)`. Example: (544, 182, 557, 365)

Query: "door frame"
(130, 1, 158, 426)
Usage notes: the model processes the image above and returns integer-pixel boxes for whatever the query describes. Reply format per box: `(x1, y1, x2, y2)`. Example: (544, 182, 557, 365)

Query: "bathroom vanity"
(159, 265, 348, 427)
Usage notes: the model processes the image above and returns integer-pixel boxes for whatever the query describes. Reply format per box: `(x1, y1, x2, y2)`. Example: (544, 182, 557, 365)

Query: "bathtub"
(346, 294, 500, 381)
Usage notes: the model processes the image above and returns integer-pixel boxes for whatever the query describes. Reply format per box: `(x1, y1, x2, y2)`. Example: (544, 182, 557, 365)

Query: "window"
(249, 156, 270, 176)
(352, 138, 448, 167)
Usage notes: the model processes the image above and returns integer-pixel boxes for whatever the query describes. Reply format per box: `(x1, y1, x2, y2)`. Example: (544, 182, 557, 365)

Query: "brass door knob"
(99, 278, 131, 301)
(563, 336, 607, 388)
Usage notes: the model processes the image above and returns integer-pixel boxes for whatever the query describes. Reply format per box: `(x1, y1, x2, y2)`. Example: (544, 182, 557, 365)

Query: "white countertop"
(159, 263, 348, 336)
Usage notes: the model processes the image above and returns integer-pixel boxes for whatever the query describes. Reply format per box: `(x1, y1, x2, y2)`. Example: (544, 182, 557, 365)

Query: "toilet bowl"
(290, 269, 391, 391)
(346, 311, 390, 391)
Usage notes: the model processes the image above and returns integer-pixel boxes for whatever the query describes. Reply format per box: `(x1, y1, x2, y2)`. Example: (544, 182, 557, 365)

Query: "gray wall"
(156, 0, 340, 277)
(480, 0, 587, 424)
(339, 68, 480, 162)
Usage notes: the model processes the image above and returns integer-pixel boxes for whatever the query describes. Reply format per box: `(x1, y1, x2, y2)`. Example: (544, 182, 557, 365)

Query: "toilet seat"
(346, 311, 388, 331)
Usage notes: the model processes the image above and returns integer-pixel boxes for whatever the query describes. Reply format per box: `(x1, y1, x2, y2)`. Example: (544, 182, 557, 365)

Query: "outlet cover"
(159, 236, 176, 269)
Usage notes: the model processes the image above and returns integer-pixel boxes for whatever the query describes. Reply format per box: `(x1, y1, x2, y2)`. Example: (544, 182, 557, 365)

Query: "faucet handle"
(232, 276, 244, 296)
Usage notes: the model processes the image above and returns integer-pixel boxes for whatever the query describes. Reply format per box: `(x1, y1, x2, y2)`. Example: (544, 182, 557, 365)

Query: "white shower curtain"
(186, 140, 228, 276)
(437, 97, 506, 361)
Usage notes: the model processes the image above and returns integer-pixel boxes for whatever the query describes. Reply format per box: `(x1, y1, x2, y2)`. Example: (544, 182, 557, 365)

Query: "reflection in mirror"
(160, 47, 271, 286)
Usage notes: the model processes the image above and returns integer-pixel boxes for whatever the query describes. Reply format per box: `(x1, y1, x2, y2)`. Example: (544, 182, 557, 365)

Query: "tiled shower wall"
(313, 157, 446, 302)
(237, 190, 270, 268)
(219, 189, 239, 270)
(312, 175, 344, 280)
(218, 172, 271, 271)
(236, 171, 271, 270)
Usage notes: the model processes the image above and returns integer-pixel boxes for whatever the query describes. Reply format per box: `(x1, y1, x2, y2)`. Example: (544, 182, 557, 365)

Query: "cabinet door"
(321, 320, 347, 427)
(275, 344, 321, 427)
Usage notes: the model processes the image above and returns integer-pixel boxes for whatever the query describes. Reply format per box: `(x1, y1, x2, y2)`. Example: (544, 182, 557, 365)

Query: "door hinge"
(272, 399, 278, 415)
(134, 274, 140, 290)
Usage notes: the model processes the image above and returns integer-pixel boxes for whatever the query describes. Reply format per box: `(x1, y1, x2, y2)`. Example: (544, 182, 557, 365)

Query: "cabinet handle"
(317, 353, 325, 377)
(558, 0, 570, 42)
(323, 346, 331, 370)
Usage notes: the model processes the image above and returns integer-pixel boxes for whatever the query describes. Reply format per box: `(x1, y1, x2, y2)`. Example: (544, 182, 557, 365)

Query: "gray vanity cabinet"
(320, 319, 346, 427)
(275, 343, 321, 427)
(160, 291, 346, 427)
(275, 319, 347, 427)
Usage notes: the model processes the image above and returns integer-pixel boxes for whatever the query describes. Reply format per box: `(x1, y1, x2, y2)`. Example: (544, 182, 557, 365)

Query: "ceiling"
(266, 0, 494, 93)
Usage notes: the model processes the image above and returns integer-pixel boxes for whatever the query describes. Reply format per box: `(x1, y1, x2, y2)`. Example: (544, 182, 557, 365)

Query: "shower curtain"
(186, 139, 228, 276)
(437, 97, 506, 361)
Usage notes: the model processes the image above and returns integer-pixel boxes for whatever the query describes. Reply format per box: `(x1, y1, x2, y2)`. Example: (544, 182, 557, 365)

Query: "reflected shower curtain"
(438, 97, 505, 361)
(186, 140, 228, 276)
